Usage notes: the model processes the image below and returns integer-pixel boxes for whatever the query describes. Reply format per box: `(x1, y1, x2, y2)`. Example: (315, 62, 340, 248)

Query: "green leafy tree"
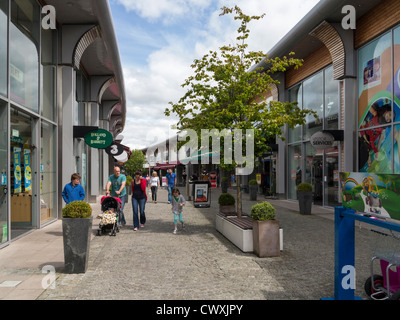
(165, 6, 316, 217)
(124, 149, 146, 177)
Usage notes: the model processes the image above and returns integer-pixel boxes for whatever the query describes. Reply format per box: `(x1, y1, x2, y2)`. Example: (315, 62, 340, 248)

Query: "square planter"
(297, 191, 313, 215)
(62, 217, 92, 273)
(252, 219, 280, 257)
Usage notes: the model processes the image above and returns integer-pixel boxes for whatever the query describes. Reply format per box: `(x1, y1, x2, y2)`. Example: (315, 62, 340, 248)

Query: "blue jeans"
(118, 194, 127, 225)
(167, 185, 175, 202)
(132, 197, 146, 228)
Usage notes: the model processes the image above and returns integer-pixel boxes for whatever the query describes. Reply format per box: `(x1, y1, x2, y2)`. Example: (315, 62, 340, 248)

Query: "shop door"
(0, 101, 8, 245)
(10, 107, 37, 239)
(324, 146, 340, 207)
(305, 143, 323, 206)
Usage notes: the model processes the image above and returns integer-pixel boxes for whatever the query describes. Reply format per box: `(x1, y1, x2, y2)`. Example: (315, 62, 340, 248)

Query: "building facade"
(0, 0, 126, 247)
(253, 0, 400, 207)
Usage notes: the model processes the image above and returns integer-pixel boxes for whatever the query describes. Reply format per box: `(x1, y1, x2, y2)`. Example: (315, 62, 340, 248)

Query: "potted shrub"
(218, 193, 235, 216)
(297, 182, 313, 215)
(221, 177, 229, 193)
(250, 201, 280, 257)
(62, 201, 93, 273)
(249, 179, 258, 201)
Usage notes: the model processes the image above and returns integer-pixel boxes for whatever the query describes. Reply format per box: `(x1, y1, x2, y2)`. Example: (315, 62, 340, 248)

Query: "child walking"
(171, 188, 186, 234)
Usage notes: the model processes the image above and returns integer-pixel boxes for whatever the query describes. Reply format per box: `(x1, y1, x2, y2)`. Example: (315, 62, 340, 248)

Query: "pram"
(364, 228, 400, 300)
(97, 196, 122, 236)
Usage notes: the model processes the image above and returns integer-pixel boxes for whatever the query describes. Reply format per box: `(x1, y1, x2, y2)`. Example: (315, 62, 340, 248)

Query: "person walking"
(150, 171, 160, 203)
(62, 173, 85, 204)
(166, 168, 176, 204)
(171, 188, 186, 234)
(131, 170, 147, 231)
(106, 166, 127, 226)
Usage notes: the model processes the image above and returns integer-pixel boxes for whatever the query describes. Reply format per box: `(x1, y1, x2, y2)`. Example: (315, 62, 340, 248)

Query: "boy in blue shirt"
(166, 169, 177, 203)
(62, 173, 85, 204)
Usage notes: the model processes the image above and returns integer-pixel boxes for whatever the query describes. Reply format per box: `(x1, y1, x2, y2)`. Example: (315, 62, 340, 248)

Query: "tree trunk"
(237, 173, 242, 218)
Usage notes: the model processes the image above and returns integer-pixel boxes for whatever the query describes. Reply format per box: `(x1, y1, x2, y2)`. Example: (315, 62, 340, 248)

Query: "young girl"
(171, 188, 186, 234)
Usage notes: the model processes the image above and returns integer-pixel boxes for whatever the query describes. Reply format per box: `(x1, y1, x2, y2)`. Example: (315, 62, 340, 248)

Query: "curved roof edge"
(93, 0, 126, 131)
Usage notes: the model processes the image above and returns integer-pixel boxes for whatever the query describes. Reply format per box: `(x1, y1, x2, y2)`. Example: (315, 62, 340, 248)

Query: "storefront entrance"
(0, 101, 7, 245)
(10, 107, 37, 239)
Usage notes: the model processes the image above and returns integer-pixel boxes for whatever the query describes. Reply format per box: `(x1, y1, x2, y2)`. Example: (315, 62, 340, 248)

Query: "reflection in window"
(324, 66, 339, 130)
(0, 1, 7, 97)
(288, 84, 302, 143)
(303, 71, 323, 140)
(41, 121, 56, 223)
(10, 0, 40, 112)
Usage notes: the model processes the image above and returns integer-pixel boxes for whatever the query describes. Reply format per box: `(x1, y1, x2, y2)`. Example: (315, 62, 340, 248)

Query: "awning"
(151, 162, 180, 170)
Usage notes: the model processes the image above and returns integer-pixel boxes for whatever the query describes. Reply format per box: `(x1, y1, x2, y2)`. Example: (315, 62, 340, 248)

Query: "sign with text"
(84, 129, 113, 149)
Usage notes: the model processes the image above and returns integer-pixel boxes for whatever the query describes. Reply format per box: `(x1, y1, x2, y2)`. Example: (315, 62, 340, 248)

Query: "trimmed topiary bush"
(218, 193, 235, 206)
(250, 201, 276, 221)
(296, 182, 312, 192)
(62, 201, 92, 218)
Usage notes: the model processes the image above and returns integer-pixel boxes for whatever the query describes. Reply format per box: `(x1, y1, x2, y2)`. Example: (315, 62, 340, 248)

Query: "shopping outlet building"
(0, 0, 126, 247)
(252, 0, 400, 207)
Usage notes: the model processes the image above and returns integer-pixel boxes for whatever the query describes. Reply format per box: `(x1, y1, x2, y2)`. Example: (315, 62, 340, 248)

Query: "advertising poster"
(13, 149, 21, 193)
(24, 149, 31, 191)
(340, 172, 400, 221)
(194, 183, 208, 203)
(358, 33, 400, 173)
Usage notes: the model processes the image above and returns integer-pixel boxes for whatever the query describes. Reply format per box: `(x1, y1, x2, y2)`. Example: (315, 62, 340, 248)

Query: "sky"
(108, 0, 320, 151)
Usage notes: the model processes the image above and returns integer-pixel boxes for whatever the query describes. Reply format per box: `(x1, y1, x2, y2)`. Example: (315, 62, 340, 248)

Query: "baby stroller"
(97, 196, 122, 236)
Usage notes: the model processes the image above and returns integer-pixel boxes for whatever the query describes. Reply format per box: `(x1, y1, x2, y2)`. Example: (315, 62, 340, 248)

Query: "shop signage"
(310, 131, 334, 150)
(105, 142, 124, 156)
(84, 129, 113, 149)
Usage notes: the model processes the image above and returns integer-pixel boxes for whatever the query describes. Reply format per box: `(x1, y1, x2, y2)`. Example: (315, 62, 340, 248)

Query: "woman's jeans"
(151, 186, 158, 201)
(132, 197, 146, 228)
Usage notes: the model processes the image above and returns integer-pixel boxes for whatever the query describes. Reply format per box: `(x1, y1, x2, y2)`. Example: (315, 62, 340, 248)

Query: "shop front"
(287, 65, 341, 207)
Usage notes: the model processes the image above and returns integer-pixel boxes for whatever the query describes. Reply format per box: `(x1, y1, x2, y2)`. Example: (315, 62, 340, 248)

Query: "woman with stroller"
(131, 170, 147, 231)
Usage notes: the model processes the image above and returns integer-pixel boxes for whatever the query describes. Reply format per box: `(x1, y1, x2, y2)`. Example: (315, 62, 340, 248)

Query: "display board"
(340, 172, 400, 221)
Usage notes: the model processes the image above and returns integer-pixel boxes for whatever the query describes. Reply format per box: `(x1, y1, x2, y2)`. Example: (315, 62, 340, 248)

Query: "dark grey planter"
(221, 180, 229, 193)
(62, 217, 92, 273)
(249, 185, 257, 201)
(297, 191, 313, 215)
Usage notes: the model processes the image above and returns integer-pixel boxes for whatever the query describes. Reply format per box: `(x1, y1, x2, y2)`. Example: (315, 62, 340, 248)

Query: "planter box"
(215, 214, 253, 252)
(253, 220, 280, 257)
(62, 217, 92, 273)
(297, 191, 313, 215)
(219, 205, 236, 216)
(249, 185, 257, 201)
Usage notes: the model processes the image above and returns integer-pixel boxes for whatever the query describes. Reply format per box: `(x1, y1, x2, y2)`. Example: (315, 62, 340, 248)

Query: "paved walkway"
(0, 186, 385, 300)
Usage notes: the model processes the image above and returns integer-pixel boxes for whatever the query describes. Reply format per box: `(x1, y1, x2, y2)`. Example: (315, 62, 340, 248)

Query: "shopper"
(106, 166, 127, 226)
(166, 168, 176, 204)
(131, 170, 147, 230)
(171, 188, 186, 234)
(150, 171, 160, 203)
(62, 173, 85, 204)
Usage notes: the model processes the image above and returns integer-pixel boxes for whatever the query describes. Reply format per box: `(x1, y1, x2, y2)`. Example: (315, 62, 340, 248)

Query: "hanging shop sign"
(84, 129, 113, 149)
(310, 131, 334, 150)
(105, 142, 124, 156)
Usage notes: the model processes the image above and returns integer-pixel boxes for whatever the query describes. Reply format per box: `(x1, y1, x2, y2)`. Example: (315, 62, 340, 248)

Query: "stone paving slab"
(37, 187, 377, 301)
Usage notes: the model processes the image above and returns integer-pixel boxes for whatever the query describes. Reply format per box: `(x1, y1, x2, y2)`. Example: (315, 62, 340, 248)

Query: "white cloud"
(115, 0, 320, 151)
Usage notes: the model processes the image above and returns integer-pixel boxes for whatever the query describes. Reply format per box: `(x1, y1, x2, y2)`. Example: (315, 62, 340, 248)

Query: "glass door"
(10, 107, 37, 239)
(0, 100, 8, 245)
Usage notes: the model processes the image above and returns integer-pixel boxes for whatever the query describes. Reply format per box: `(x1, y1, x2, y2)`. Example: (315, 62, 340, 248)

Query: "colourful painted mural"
(340, 172, 400, 221)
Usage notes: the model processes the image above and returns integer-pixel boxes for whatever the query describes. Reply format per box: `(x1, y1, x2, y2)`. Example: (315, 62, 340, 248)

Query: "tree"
(165, 6, 316, 217)
(124, 149, 146, 177)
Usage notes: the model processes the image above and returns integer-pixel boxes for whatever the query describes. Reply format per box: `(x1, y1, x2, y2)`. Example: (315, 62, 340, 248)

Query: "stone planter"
(219, 204, 236, 216)
(221, 180, 229, 193)
(252, 219, 280, 257)
(249, 185, 257, 201)
(297, 191, 313, 215)
(62, 217, 93, 273)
